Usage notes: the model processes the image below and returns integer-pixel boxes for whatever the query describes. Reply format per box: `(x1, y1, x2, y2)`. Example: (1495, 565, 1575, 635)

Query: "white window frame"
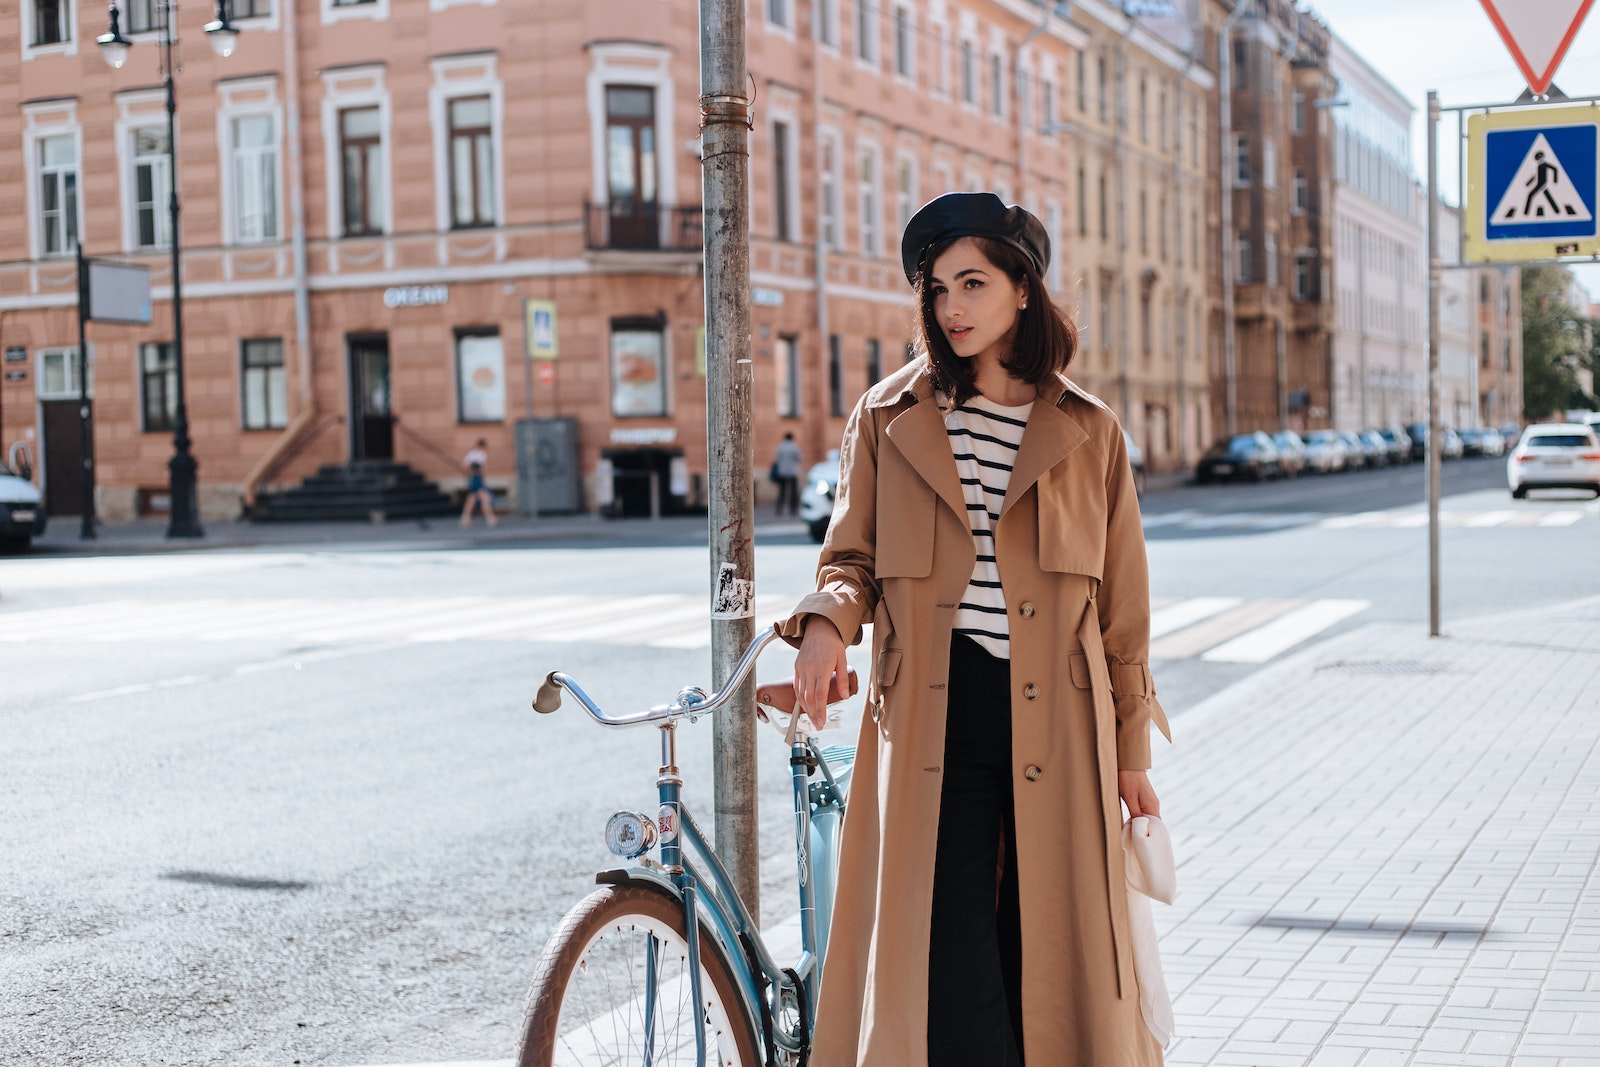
(1263, 136, 1277, 189)
(857, 140, 882, 257)
(1293, 169, 1308, 213)
(241, 337, 288, 430)
(989, 51, 1005, 119)
(322, 64, 393, 239)
(114, 89, 169, 253)
(1293, 251, 1314, 301)
(23, 100, 82, 261)
(431, 56, 507, 232)
(1265, 231, 1278, 286)
(1235, 231, 1251, 283)
(815, 0, 838, 49)
(128, 125, 172, 250)
(769, 106, 801, 243)
(894, 151, 918, 236)
(776, 334, 800, 418)
(928, 19, 949, 98)
(764, 0, 793, 37)
(854, 0, 879, 67)
(819, 129, 843, 251)
(37, 345, 90, 400)
(1291, 89, 1305, 134)
(892, 4, 915, 83)
(1234, 134, 1249, 187)
(585, 44, 673, 217)
(217, 77, 285, 246)
(322, 0, 389, 25)
(22, 0, 78, 58)
(960, 38, 978, 108)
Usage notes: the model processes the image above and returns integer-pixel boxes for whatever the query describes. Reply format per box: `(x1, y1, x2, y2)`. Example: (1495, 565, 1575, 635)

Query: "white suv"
(799, 450, 841, 543)
(0, 463, 46, 551)
(1507, 423, 1600, 499)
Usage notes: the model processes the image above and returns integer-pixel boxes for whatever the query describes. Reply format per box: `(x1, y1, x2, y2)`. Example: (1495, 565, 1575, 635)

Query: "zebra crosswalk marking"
(1200, 598, 1370, 663)
(1149, 597, 1242, 638)
(1149, 598, 1303, 660)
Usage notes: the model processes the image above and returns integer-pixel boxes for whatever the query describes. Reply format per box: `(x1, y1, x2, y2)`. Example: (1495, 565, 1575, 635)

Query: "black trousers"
(774, 475, 799, 514)
(928, 633, 1025, 1067)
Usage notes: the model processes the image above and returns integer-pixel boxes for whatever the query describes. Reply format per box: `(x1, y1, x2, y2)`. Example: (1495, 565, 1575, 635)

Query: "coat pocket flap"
(876, 648, 903, 687)
(1067, 650, 1092, 689)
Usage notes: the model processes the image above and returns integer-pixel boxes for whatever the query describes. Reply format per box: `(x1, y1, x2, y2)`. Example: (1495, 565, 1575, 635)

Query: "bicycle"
(517, 624, 858, 1067)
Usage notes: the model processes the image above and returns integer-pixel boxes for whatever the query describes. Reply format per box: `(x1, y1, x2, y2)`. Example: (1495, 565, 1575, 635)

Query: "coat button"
(1019, 602, 1036, 618)
(1024, 765, 1043, 781)
(1023, 683, 1039, 700)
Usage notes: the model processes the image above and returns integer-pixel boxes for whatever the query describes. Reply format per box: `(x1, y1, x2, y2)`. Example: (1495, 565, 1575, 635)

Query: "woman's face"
(928, 238, 1028, 366)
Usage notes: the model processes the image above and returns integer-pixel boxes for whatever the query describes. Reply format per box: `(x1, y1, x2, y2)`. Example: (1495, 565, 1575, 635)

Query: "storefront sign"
(4, 346, 26, 363)
(751, 287, 784, 307)
(610, 427, 677, 445)
(3, 370, 26, 382)
(524, 299, 559, 360)
(456, 334, 506, 421)
(383, 285, 449, 309)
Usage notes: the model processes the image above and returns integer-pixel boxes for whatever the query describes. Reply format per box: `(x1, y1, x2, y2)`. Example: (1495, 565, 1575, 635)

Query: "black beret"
(899, 191, 1051, 287)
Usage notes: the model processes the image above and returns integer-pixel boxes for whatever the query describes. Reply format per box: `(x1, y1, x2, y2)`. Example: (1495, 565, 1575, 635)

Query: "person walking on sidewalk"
(782, 192, 1171, 1067)
(460, 438, 497, 528)
(771, 432, 804, 516)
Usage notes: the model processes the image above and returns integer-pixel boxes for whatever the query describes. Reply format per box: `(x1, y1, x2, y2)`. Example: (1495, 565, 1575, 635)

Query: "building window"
(1076, 51, 1086, 113)
(1232, 37, 1247, 88)
(449, 95, 497, 228)
(773, 119, 793, 241)
(767, 0, 790, 30)
(1236, 232, 1251, 283)
(895, 155, 916, 234)
(894, 5, 913, 78)
(339, 106, 384, 236)
(1099, 275, 1113, 351)
(38, 134, 79, 257)
(131, 127, 171, 249)
(39, 347, 88, 399)
(858, 145, 880, 256)
(1077, 166, 1087, 237)
(1480, 333, 1490, 368)
(1138, 76, 1148, 142)
(816, 0, 837, 46)
(1501, 337, 1511, 370)
(1479, 275, 1490, 304)
(1141, 290, 1152, 356)
(1293, 170, 1309, 212)
(990, 54, 1004, 117)
(961, 41, 976, 105)
(33, 0, 71, 44)
(241, 338, 287, 430)
(866, 338, 881, 386)
(1139, 191, 1148, 255)
(456, 329, 505, 422)
(1098, 173, 1108, 240)
(855, 0, 876, 63)
(777, 334, 800, 417)
(1291, 90, 1305, 134)
(1265, 232, 1278, 286)
(1097, 55, 1107, 122)
(140, 342, 177, 433)
(1234, 135, 1249, 186)
(611, 323, 668, 418)
(125, 0, 159, 33)
(231, 114, 279, 243)
(828, 335, 843, 416)
(1158, 195, 1167, 260)
(233, 0, 271, 16)
(1263, 136, 1277, 188)
(1041, 78, 1055, 132)
(1293, 254, 1313, 301)
(820, 134, 840, 250)
(1158, 84, 1167, 150)
(605, 84, 657, 242)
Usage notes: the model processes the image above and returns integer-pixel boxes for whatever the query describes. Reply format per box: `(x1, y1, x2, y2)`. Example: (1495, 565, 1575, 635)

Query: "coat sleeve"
(1098, 426, 1172, 770)
(778, 397, 882, 648)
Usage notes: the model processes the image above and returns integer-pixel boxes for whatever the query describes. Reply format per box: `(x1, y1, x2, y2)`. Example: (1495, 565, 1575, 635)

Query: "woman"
(781, 193, 1171, 1067)
(460, 438, 498, 528)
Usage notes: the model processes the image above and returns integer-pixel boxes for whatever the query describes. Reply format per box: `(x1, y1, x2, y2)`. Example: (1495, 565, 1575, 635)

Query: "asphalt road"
(2, 454, 1596, 1066)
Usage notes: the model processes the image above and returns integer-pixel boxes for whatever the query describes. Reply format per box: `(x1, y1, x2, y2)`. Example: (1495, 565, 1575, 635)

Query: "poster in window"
(611, 330, 667, 416)
(457, 333, 505, 422)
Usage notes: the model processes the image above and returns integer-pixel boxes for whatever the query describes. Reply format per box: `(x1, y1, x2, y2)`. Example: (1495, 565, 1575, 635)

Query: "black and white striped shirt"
(944, 393, 1033, 658)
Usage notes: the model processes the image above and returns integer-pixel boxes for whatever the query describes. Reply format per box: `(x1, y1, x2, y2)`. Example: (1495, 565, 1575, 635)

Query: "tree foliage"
(1520, 265, 1597, 421)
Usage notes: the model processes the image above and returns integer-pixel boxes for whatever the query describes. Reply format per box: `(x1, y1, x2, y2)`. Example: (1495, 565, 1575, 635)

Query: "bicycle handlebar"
(533, 624, 787, 728)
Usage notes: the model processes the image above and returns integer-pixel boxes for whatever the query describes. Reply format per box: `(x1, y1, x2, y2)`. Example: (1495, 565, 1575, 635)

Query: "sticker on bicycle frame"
(658, 804, 679, 843)
(710, 562, 755, 620)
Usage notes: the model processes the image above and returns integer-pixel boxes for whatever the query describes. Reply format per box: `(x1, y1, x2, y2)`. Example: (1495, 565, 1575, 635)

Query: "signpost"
(1464, 106, 1600, 262)
(75, 247, 153, 539)
(1478, 0, 1596, 96)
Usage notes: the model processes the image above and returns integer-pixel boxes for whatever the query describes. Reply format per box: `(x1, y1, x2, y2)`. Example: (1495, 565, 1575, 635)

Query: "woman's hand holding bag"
(1122, 814, 1177, 1048)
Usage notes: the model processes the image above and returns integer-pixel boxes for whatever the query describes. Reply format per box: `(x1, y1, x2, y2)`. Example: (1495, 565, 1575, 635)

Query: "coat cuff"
(777, 588, 868, 649)
(1111, 662, 1171, 771)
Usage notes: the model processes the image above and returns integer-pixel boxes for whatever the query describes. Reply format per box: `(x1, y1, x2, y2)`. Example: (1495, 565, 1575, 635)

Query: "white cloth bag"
(1122, 815, 1176, 1047)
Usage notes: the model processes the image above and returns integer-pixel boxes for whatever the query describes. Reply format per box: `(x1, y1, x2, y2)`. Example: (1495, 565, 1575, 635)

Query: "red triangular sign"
(1480, 0, 1596, 95)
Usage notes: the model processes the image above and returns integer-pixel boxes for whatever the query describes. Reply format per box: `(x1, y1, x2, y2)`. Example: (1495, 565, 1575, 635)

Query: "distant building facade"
(1438, 205, 1523, 430)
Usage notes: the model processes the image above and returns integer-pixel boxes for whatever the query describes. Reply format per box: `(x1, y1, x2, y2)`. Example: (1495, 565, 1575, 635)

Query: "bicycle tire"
(518, 882, 762, 1067)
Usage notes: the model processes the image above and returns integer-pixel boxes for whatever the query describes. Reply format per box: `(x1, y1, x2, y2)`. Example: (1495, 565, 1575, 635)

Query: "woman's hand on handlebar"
(793, 616, 850, 729)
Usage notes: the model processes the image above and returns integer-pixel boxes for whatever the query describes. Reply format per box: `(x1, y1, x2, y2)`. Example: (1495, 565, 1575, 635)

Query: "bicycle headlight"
(604, 810, 658, 860)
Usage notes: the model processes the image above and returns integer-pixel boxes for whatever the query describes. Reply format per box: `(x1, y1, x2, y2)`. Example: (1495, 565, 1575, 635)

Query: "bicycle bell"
(604, 810, 658, 860)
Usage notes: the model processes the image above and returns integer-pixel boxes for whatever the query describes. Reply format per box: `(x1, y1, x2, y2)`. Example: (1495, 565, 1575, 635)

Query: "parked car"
(1338, 431, 1370, 469)
(0, 462, 46, 552)
(1196, 432, 1282, 483)
(1358, 430, 1391, 467)
(1379, 426, 1414, 464)
(1498, 423, 1523, 450)
(1271, 430, 1307, 477)
(1124, 430, 1147, 497)
(799, 449, 841, 543)
(1507, 424, 1600, 499)
(1458, 426, 1505, 457)
(1402, 423, 1466, 461)
(1302, 430, 1348, 473)
(1442, 427, 1465, 459)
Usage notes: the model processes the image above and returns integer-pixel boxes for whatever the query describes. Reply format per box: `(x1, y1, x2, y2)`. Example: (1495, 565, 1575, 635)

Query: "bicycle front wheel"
(518, 882, 762, 1067)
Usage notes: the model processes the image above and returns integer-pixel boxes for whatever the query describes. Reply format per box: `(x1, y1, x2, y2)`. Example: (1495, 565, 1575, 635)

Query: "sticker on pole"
(1465, 106, 1600, 262)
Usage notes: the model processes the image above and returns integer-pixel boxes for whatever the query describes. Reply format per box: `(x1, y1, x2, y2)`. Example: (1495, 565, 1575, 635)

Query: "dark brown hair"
(912, 235, 1076, 406)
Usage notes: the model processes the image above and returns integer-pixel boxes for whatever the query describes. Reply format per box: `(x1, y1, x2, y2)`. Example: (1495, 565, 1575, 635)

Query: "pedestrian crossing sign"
(1465, 105, 1600, 262)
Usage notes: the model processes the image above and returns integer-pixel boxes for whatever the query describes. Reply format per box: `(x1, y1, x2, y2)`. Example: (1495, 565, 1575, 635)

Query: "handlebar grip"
(533, 673, 564, 714)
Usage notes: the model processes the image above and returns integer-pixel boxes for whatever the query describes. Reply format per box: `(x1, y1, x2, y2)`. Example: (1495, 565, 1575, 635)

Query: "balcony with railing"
(584, 199, 703, 253)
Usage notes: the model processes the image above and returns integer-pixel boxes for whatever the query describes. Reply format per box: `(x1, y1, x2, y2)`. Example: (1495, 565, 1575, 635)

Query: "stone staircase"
(252, 461, 456, 523)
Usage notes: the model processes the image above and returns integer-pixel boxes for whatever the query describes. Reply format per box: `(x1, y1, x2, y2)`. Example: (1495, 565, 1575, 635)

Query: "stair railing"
(392, 415, 465, 479)
(243, 412, 344, 514)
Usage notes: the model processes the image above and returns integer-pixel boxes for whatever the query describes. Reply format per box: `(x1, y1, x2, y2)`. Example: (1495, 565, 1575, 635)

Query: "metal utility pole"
(1425, 90, 1442, 638)
(699, 0, 759, 917)
(76, 244, 96, 540)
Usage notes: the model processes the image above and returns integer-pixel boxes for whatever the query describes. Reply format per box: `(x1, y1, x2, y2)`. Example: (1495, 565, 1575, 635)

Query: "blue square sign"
(1484, 123, 1598, 241)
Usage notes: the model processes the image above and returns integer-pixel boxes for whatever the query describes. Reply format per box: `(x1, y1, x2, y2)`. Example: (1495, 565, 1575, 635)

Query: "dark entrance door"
(41, 398, 87, 516)
(348, 334, 393, 461)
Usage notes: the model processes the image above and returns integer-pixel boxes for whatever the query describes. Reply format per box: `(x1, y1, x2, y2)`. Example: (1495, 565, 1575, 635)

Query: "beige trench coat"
(779, 359, 1172, 1067)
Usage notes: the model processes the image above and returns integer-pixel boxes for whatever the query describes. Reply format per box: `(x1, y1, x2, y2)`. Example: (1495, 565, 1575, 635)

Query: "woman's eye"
(965, 279, 983, 289)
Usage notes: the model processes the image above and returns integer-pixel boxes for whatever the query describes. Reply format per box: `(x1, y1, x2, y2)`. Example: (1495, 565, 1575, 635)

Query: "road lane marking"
(1150, 599, 1303, 661)
(1149, 597, 1242, 638)
(1539, 511, 1585, 526)
(1200, 599, 1370, 663)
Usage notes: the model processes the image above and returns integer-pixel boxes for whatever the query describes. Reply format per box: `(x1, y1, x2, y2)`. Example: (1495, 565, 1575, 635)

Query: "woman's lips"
(948, 326, 973, 341)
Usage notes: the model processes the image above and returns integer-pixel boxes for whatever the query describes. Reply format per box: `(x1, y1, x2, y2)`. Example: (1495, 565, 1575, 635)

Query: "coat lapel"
(1001, 377, 1090, 519)
(884, 398, 968, 522)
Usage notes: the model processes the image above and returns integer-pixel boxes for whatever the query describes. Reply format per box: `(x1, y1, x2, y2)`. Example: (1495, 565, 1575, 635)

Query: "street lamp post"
(98, 1, 238, 539)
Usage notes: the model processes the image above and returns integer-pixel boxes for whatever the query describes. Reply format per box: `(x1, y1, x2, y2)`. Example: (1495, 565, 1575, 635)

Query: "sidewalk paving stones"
(1154, 594, 1600, 1066)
